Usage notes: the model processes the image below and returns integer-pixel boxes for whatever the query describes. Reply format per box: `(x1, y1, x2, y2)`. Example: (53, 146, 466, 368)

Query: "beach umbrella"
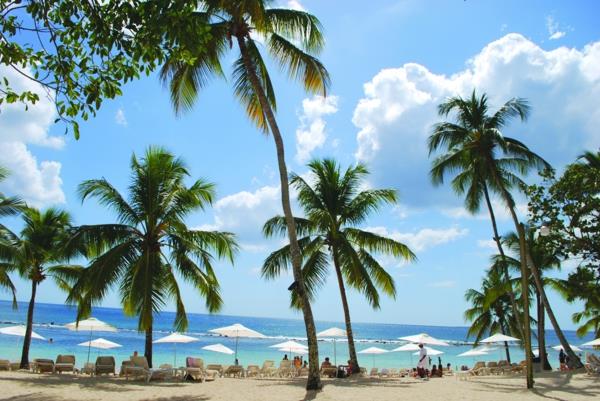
(270, 340, 307, 357)
(392, 343, 419, 366)
(277, 345, 308, 355)
(552, 344, 582, 352)
(0, 325, 45, 340)
(154, 333, 199, 366)
(78, 338, 122, 350)
(581, 338, 600, 347)
(317, 327, 346, 366)
(202, 343, 235, 355)
(412, 346, 444, 356)
(458, 349, 489, 357)
(358, 346, 388, 368)
(209, 323, 265, 362)
(479, 333, 520, 343)
(398, 333, 449, 346)
(65, 317, 117, 363)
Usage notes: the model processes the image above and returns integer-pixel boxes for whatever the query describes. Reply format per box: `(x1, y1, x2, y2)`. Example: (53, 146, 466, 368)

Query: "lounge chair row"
(585, 354, 600, 375)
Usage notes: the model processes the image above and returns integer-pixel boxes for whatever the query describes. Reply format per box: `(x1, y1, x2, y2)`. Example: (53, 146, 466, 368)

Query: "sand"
(0, 370, 598, 401)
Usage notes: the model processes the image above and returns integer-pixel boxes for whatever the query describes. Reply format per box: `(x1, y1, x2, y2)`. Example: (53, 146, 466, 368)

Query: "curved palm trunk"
(515, 222, 534, 389)
(20, 280, 37, 369)
(482, 184, 524, 338)
(537, 294, 551, 370)
(332, 249, 359, 372)
(145, 323, 153, 368)
(237, 36, 321, 390)
(498, 320, 511, 363)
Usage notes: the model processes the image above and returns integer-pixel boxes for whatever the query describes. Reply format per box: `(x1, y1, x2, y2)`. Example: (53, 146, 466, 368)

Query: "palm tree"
(0, 166, 24, 304)
(160, 0, 329, 389)
(67, 147, 237, 367)
(0, 166, 24, 218)
(0, 207, 81, 368)
(465, 267, 521, 363)
(428, 90, 551, 387)
(494, 226, 561, 370)
(262, 159, 415, 371)
(578, 149, 600, 169)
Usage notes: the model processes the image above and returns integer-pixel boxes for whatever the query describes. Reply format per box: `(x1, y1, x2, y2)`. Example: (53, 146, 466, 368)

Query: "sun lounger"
(369, 368, 379, 378)
(223, 364, 244, 378)
(55, 355, 76, 374)
(246, 365, 260, 378)
(95, 356, 116, 376)
(185, 357, 209, 382)
(320, 366, 337, 378)
(33, 358, 54, 373)
(206, 364, 223, 377)
(277, 360, 293, 378)
(126, 356, 170, 383)
(259, 360, 276, 378)
(0, 360, 10, 371)
(585, 354, 600, 375)
(380, 368, 390, 377)
(486, 361, 499, 374)
(298, 367, 309, 377)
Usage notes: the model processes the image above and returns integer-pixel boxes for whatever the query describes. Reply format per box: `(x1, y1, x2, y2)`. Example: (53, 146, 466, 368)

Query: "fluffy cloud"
(115, 108, 127, 126)
(353, 34, 600, 209)
(0, 65, 65, 206)
(365, 226, 468, 253)
(546, 16, 566, 40)
(295, 95, 339, 163)
(477, 239, 497, 250)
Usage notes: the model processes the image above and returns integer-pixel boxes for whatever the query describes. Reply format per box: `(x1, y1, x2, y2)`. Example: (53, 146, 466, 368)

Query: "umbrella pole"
(235, 336, 239, 364)
(174, 343, 177, 367)
(334, 339, 337, 366)
(87, 329, 93, 364)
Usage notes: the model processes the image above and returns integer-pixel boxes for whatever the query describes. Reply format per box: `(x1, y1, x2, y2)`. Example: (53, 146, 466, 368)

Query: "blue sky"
(1, 0, 599, 330)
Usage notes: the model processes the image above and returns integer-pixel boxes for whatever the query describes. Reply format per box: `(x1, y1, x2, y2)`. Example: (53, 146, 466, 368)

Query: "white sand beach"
(1, 370, 598, 401)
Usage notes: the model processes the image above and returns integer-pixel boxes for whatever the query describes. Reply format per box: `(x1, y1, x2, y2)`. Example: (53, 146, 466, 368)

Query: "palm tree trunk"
(20, 280, 37, 369)
(236, 35, 321, 390)
(145, 323, 153, 368)
(515, 222, 534, 388)
(332, 249, 359, 372)
(537, 295, 551, 370)
(499, 322, 511, 363)
(482, 184, 524, 338)
(525, 253, 583, 369)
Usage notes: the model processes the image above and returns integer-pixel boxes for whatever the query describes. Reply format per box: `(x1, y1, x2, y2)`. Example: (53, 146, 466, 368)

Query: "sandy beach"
(1, 370, 598, 401)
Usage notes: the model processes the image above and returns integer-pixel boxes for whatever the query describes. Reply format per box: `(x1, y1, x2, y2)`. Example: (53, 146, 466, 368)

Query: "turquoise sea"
(0, 300, 596, 370)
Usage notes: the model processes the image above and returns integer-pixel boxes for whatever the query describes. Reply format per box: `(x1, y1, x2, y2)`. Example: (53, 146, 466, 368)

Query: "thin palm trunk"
(525, 253, 583, 369)
(482, 184, 524, 338)
(498, 321, 511, 363)
(145, 323, 153, 368)
(516, 222, 534, 389)
(537, 294, 551, 370)
(332, 249, 359, 372)
(237, 36, 321, 390)
(20, 280, 37, 369)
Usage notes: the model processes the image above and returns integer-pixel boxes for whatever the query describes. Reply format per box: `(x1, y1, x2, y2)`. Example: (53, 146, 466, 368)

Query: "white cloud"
(286, 0, 305, 11)
(295, 95, 339, 163)
(365, 226, 468, 253)
(0, 65, 66, 207)
(353, 34, 600, 209)
(428, 280, 457, 288)
(477, 239, 497, 250)
(546, 16, 566, 40)
(115, 108, 127, 126)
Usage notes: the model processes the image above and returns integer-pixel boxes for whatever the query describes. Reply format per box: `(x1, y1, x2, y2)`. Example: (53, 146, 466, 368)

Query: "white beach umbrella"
(78, 338, 122, 350)
(552, 344, 582, 352)
(458, 349, 489, 357)
(270, 340, 307, 350)
(209, 323, 265, 362)
(392, 343, 419, 365)
(479, 333, 520, 343)
(277, 345, 308, 355)
(154, 332, 199, 366)
(202, 343, 235, 355)
(412, 346, 444, 356)
(0, 325, 45, 340)
(581, 338, 600, 347)
(317, 327, 346, 366)
(358, 346, 388, 368)
(65, 317, 117, 363)
(398, 333, 449, 346)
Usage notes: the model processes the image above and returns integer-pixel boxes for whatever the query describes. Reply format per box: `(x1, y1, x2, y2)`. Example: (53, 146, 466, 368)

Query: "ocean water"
(0, 300, 596, 370)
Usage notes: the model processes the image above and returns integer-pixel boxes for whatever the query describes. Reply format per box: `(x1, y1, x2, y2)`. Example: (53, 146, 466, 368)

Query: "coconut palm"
(428, 90, 553, 386)
(0, 207, 82, 368)
(578, 149, 600, 169)
(67, 147, 237, 367)
(160, 0, 329, 388)
(465, 266, 522, 363)
(262, 159, 415, 371)
(0, 166, 24, 303)
(0, 167, 24, 218)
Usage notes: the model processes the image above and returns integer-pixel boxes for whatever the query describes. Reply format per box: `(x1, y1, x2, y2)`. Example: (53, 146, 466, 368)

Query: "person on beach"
(321, 357, 332, 369)
(346, 359, 355, 376)
(417, 343, 428, 378)
(294, 356, 301, 369)
(559, 349, 568, 371)
(283, 354, 288, 361)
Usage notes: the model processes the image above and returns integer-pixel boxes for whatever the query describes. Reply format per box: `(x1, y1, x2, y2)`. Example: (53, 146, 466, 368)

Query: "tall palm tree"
(0, 207, 81, 368)
(0, 166, 24, 218)
(0, 166, 24, 304)
(262, 159, 415, 371)
(67, 147, 237, 367)
(160, 0, 329, 388)
(465, 267, 521, 363)
(428, 90, 552, 387)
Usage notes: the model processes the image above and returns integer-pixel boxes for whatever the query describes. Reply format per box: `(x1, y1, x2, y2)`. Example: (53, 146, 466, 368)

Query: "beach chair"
(389, 368, 398, 377)
(510, 361, 527, 374)
(359, 367, 368, 377)
(0, 360, 10, 371)
(298, 367, 309, 377)
(585, 354, 600, 375)
(259, 360, 276, 378)
(369, 367, 379, 378)
(33, 358, 54, 373)
(246, 365, 260, 378)
(206, 364, 223, 378)
(320, 366, 337, 378)
(497, 360, 510, 375)
(380, 368, 390, 377)
(126, 356, 170, 383)
(185, 357, 208, 382)
(486, 361, 499, 375)
(55, 355, 76, 374)
(95, 356, 116, 376)
(223, 364, 244, 378)
(276, 360, 293, 378)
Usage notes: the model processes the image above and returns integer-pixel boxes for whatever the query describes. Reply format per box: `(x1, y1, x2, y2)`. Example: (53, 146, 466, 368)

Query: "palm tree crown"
(68, 147, 237, 366)
(0, 166, 24, 218)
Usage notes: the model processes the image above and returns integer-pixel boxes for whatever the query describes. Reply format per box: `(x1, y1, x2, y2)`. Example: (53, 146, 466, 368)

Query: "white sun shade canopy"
(458, 349, 489, 357)
(552, 344, 583, 352)
(480, 333, 520, 343)
(412, 346, 444, 356)
(392, 343, 420, 352)
(0, 325, 45, 340)
(398, 333, 449, 346)
(269, 340, 308, 350)
(581, 338, 600, 347)
(65, 318, 116, 332)
(153, 332, 199, 344)
(277, 345, 308, 354)
(202, 343, 235, 355)
(209, 323, 266, 339)
(358, 346, 389, 354)
(78, 338, 122, 349)
(317, 327, 347, 338)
